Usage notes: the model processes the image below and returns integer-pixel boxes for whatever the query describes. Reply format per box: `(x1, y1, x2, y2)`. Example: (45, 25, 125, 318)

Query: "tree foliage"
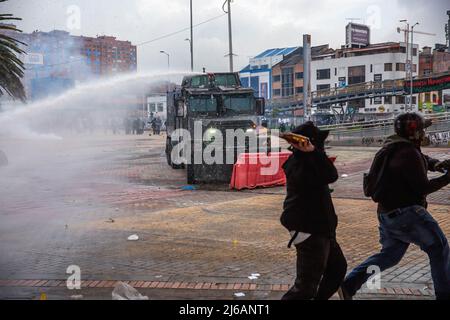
(0, 0, 27, 102)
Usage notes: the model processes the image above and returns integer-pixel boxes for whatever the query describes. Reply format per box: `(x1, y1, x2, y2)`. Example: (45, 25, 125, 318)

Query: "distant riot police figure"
(280, 121, 347, 300)
(341, 112, 450, 300)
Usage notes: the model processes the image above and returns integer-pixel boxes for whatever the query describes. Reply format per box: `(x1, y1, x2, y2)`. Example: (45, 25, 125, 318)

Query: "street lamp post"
(160, 50, 170, 92)
(160, 50, 170, 71)
(410, 22, 419, 111)
(400, 20, 410, 110)
(222, 0, 234, 72)
(189, 0, 194, 71)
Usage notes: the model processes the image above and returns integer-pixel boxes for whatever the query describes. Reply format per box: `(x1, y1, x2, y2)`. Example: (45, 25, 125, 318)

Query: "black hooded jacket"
(375, 135, 450, 213)
(280, 149, 339, 238)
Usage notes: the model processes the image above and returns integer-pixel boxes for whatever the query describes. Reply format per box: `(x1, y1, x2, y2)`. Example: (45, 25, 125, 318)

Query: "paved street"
(0, 133, 449, 300)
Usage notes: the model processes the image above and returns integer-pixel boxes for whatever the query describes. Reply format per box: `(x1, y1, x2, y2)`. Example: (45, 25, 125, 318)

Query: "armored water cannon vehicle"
(165, 72, 267, 184)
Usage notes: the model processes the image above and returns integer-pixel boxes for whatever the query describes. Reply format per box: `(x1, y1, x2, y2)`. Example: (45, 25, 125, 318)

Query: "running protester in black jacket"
(280, 122, 347, 300)
(342, 113, 450, 300)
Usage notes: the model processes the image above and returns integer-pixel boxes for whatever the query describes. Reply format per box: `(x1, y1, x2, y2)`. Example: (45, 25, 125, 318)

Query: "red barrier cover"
(230, 152, 336, 190)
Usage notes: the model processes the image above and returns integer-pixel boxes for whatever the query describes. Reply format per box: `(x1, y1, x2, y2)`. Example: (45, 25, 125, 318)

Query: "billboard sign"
(346, 23, 370, 48)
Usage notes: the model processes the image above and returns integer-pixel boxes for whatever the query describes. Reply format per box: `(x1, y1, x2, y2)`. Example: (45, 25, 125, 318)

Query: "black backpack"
(363, 147, 393, 202)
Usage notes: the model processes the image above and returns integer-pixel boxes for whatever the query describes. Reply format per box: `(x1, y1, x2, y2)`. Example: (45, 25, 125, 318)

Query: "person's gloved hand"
(435, 159, 450, 173)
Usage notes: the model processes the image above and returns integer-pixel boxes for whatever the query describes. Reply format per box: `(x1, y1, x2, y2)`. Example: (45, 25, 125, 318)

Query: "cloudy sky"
(3, 0, 449, 73)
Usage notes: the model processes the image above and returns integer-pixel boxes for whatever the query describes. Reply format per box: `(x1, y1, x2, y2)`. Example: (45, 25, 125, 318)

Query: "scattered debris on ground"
(127, 234, 139, 241)
(112, 281, 149, 300)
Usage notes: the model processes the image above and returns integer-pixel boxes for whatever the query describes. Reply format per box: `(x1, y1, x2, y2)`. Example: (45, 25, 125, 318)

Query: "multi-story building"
(418, 45, 450, 112)
(1, 26, 137, 100)
(311, 41, 419, 116)
(271, 45, 333, 100)
(267, 41, 418, 116)
(239, 47, 299, 100)
(147, 94, 167, 123)
(81, 35, 137, 76)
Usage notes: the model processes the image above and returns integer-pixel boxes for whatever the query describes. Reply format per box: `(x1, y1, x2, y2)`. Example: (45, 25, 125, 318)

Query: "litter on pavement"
(112, 281, 149, 300)
(127, 234, 139, 241)
(234, 292, 246, 297)
(181, 185, 196, 191)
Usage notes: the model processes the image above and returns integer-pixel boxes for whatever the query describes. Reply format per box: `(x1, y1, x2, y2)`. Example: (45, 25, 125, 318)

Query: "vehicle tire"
(165, 138, 172, 166)
(166, 137, 183, 169)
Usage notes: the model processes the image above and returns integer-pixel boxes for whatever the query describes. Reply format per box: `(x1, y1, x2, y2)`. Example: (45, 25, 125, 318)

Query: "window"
(424, 69, 432, 76)
(250, 76, 259, 97)
(412, 48, 417, 56)
(157, 103, 164, 112)
(273, 75, 281, 82)
(317, 84, 331, 91)
(334, 68, 337, 76)
(281, 67, 294, 97)
(189, 96, 217, 113)
(223, 95, 253, 114)
(412, 64, 417, 73)
(316, 69, 331, 80)
(295, 87, 304, 94)
(149, 103, 156, 112)
(374, 97, 383, 105)
(370, 64, 373, 73)
(273, 89, 281, 96)
(260, 64, 269, 69)
(385, 96, 393, 104)
(424, 93, 431, 103)
(396, 63, 405, 71)
(374, 74, 383, 82)
(396, 96, 405, 104)
(295, 72, 304, 79)
(384, 63, 393, 72)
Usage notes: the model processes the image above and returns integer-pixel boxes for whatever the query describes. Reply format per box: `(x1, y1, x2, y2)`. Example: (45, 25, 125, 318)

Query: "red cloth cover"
(230, 152, 336, 190)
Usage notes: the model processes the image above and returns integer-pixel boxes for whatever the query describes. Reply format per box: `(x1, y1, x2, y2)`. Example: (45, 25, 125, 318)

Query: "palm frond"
(0, 0, 26, 102)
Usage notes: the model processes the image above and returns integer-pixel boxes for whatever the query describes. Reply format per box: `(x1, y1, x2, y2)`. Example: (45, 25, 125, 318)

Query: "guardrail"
(318, 112, 450, 132)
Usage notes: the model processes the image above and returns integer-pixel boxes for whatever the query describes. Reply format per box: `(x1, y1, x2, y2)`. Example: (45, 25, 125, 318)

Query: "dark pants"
(343, 205, 450, 300)
(282, 235, 347, 300)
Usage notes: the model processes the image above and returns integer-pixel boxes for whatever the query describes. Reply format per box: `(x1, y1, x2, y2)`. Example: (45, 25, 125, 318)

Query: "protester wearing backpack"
(341, 112, 450, 300)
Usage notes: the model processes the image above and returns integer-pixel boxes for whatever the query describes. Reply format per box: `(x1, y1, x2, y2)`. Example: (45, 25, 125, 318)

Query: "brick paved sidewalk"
(0, 136, 448, 300)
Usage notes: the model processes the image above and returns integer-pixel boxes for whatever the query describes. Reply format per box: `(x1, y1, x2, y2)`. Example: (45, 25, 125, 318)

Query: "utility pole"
(398, 21, 435, 111)
(446, 11, 450, 53)
(410, 22, 419, 111)
(303, 34, 312, 121)
(223, 0, 234, 72)
(400, 20, 410, 110)
(190, 0, 194, 71)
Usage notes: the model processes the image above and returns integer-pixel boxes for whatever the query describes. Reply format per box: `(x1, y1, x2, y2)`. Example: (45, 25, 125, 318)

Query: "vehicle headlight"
(204, 128, 218, 141)
(246, 128, 255, 133)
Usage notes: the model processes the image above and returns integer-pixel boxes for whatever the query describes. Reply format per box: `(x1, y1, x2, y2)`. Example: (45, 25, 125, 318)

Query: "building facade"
(239, 47, 298, 100)
(147, 94, 167, 123)
(419, 45, 450, 112)
(267, 41, 419, 117)
(311, 42, 419, 115)
(2, 26, 137, 100)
